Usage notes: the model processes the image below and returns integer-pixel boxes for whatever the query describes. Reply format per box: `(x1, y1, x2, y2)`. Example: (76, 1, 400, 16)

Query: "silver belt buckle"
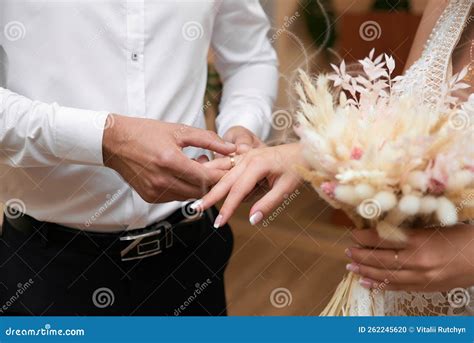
(119, 221, 173, 262)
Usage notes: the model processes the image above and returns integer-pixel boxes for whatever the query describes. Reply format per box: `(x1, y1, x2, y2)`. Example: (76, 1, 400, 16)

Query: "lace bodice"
(395, 0, 472, 109)
(384, 0, 473, 316)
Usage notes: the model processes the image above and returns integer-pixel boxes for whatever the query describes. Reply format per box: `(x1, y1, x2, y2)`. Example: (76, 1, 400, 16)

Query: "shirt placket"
(126, 0, 149, 228)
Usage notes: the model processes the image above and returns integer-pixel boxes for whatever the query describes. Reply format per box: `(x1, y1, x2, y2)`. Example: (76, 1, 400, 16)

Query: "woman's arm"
(404, 1, 448, 71)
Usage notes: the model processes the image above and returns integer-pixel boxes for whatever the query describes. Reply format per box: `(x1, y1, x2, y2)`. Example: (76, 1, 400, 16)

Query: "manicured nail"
(359, 278, 373, 289)
(213, 215, 223, 229)
(344, 248, 352, 258)
(345, 263, 359, 273)
(249, 211, 263, 226)
(190, 199, 203, 211)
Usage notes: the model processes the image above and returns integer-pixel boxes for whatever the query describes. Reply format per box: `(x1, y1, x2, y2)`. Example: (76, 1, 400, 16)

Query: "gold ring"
(394, 250, 401, 270)
(229, 156, 236, 168)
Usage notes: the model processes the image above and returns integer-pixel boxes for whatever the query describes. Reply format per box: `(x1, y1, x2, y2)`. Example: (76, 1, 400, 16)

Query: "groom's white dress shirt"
(0, 0, 278, 231)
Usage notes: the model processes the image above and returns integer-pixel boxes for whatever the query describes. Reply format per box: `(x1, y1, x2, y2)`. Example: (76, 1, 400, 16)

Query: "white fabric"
(0, 0, 278, 230)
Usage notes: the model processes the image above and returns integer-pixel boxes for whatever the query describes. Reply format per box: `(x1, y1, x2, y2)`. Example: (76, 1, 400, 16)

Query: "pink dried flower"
(321, 181, 337, 198)
(350, 147, 363, 160)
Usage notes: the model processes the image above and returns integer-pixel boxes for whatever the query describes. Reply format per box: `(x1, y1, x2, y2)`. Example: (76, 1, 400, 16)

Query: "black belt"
(4, 205, 210, 262)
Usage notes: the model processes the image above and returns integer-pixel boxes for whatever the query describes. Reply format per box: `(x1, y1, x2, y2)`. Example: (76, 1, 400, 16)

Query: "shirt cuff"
(54, 105, 109, 165)
(216, 107, 272, 141)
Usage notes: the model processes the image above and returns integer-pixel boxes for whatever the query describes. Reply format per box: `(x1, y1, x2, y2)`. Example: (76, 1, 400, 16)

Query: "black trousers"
(0, 209, 233, 316)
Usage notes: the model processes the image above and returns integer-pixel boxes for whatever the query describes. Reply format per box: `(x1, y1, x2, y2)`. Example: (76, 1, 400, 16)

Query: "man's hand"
(102, 114, 236, 203)
(222, 126, 265, 154)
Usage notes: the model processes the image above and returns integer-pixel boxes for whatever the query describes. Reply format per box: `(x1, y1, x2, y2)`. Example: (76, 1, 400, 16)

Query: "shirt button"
(131, 52, 139, 61)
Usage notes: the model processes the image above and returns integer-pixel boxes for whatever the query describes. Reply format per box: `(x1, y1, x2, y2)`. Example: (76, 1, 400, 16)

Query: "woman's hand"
(195, 143, 306, 228)
(345, 224, 474, 292)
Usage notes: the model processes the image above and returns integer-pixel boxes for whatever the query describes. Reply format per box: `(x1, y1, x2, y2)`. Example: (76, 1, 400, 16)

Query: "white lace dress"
(382, 0, 473, 316)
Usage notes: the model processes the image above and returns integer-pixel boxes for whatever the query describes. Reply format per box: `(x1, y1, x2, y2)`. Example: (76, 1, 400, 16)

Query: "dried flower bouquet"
(295, 50, 474, 316)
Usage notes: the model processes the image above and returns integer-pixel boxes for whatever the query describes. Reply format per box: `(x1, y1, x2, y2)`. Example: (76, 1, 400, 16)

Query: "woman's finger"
(357, 277, 427, 292)
(347, 247, 413, 270)
(249, 175, 301, 226)
(194, 162, 246, 211)
(216, 165, 267, 226)
(351, 229, 408, 249)
(346, 262, 419, 285)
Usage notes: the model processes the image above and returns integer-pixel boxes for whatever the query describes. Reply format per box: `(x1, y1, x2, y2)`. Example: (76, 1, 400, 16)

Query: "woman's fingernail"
(359, 278, 373, 289)
(190, 199, 203, 211)
(345, 263, 359, 273)
(213, 214, 223, 229)
(249, 211, 263, 226)
(344, 248, 352, 258)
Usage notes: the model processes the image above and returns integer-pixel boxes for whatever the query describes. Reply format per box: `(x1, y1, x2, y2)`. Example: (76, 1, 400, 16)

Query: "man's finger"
(177, 127, 236, 155)
(234, 134, 254, 154)
(170, 152, 226, 186)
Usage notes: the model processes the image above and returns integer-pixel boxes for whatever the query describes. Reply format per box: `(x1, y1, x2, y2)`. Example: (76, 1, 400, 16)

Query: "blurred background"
(205, 0, 429, 315)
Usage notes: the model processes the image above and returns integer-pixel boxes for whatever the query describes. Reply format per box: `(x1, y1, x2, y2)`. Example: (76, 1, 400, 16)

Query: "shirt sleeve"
(211, 0, 278, 141)
(0, 87, 109, 167)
